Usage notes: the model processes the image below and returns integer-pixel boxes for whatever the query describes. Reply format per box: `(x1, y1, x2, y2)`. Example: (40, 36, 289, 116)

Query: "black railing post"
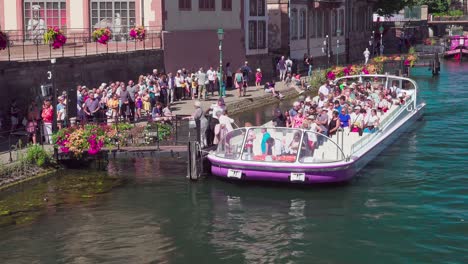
(7, 40, 11, 61)
(156, 122, 161, 151)
(125, 36, 128, 52)
(95, 40, 98, 54)
(49, 43, 51, 60)
(116, 38, 119, 53)
(22, 38, 25, 60)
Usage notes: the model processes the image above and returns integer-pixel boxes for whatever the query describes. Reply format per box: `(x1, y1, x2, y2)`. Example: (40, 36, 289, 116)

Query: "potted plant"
(92, 28, 112, 44)
(129, 26, 146, 41)
(43, 26, 67, 49)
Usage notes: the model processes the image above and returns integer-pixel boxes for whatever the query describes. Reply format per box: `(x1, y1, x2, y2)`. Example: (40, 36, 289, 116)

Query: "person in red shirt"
(41, 99, 54, 144)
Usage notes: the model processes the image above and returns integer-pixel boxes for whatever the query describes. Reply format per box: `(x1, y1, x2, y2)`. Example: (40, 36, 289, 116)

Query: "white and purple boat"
(207, 74, 426, 184)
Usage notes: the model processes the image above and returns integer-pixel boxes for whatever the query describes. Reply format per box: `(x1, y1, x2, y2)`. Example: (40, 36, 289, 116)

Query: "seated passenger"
(328, 110, 341, 136)
(339, 107, 351, 128)
(364, 109, 380, 133)
(260, 128, 271, 155)
(288, 131, 302, 155)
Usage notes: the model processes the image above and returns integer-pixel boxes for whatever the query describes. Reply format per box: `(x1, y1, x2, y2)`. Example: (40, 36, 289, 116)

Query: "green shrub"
(309, 69, 327, 91)
(24, 145, 51, 167)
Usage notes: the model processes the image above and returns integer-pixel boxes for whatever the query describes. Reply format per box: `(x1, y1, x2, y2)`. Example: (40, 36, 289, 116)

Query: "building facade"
(267, 0, 375, 66)
(162, 0, 268, 73)
(0, 0, 268, 73)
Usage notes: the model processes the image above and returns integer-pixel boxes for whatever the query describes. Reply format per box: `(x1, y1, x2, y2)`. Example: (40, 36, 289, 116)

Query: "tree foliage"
(374, 0, 451, 16)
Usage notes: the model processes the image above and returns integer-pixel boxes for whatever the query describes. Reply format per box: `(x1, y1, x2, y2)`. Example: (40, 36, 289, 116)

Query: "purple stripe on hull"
(211, 166, 356, 184)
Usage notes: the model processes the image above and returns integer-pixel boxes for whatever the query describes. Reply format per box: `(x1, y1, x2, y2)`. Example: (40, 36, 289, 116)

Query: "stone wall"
(0, 50, 164, 120)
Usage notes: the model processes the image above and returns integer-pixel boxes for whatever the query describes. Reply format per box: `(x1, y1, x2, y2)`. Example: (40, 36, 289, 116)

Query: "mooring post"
(187, 141, 200, 181)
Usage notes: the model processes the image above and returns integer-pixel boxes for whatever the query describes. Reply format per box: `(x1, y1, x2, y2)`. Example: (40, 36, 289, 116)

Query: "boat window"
(241, 128, 302, 163)
(215, 128, 246, 159)
(299, 131, 345, 163)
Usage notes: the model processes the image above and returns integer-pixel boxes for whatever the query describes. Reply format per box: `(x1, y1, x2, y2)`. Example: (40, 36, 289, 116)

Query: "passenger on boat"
(349, 106, 364, 135)
(260, 128, 271, 155)
(288, 132, 302, 154)
(284, 111, 292, 128)
(244, 123, 256, 154)
(306, 116, 323, 150)
(289, 101, 301, 118)
(328, 110, 341, 137)
(292, 109, 305, 128)
(364, 109, 380, 133)
(339, 107, 351, 128)
(377, 94, 390, 113)
(272, 108, 287, 127)
(317, 108, 329, 137)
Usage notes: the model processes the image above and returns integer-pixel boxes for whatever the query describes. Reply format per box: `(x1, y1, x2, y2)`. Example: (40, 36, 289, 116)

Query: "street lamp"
(379, 25, 384, 55)
(336, 39, 340, 65)
(50, 58, 57, 132)
(322, 35, 330, 67)
(217, 28, 224, 97)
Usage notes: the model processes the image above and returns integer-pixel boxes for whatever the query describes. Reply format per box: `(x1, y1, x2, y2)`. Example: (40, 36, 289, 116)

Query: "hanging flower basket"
(0, 31, 8, 50)
(129, 26, 146, 41)
(43, 27, 67, 49)
(92, 28, 112, 45)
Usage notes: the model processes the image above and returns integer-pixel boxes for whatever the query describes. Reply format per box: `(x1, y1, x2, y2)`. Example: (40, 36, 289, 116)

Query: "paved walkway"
(169, 81, 304, 116)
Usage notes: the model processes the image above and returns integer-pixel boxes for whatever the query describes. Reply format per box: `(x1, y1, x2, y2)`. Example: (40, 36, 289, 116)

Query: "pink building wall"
(163, 29, 245, 74)
(0, 0, 4, 30)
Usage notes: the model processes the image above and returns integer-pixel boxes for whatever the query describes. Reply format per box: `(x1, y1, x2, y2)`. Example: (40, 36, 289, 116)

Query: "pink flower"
(60, 147, 69, 153)
(404, 59, 410, 66)
(326, 71, 336, 80)
(130, 29, 137, 38)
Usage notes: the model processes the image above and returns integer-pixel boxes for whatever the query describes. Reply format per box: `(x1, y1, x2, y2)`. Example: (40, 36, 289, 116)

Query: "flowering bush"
(43, 27, 67, 49)
(53, 124, 115, 157)
(325, 63, 382, 80)
(0, 31, 8, 50)
(92, 28, 112, 44)
(129, 26, 145, 41)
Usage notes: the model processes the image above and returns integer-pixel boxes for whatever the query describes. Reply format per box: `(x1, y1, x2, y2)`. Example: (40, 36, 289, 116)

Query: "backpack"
(236, 74, 243, 83)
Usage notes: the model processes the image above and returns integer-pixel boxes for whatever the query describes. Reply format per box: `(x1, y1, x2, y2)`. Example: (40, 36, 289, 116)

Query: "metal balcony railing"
(0, 27, 163, 62)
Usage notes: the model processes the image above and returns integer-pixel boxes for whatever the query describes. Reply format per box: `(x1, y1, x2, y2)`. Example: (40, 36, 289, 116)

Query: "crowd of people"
(6, 54, 317, 147)
(270, 79, 410, 139)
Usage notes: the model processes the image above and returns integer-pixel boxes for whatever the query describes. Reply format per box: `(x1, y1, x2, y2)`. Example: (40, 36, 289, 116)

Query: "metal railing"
(0, 27, 163, 62)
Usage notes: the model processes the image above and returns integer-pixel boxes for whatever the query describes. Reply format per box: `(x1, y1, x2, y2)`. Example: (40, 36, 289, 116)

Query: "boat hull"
(209, 104, 425, 184)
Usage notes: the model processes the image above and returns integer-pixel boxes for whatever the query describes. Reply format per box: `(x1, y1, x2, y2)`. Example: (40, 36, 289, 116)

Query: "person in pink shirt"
(255, 68, 262, 89)
(292, 109, 305, 128)
(41, 99, 54, 144)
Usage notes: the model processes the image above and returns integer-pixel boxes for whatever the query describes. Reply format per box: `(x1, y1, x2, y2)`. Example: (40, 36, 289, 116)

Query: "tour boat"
(207, 74, 426, 184)
(444, 35, 468, 59)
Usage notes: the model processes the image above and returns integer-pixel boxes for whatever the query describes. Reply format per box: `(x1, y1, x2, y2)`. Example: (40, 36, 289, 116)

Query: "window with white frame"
(24, 0, 66, 40)
(247, 0, 267, 51)
(290, 8, 298, 40)
(90, 0, 136, 36)
(299, 9, 306, 39)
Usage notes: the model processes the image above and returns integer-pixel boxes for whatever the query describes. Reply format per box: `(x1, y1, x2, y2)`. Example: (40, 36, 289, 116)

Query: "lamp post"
(369, 30, 375, 57)
(50, 58, 57, 133)
(322, 35, 330, 67)
(336, 29, 341, 65)
(217, 28, 224, 97)
(336, 39, 340, 65)
(379, 25, 384, 55)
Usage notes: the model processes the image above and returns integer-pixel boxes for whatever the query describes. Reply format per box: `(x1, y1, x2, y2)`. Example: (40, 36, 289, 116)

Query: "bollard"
(187, 141, 201, 181)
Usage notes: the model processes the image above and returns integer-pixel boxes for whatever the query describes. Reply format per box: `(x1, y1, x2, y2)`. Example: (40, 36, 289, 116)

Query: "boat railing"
(350, 98, 415, 155)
